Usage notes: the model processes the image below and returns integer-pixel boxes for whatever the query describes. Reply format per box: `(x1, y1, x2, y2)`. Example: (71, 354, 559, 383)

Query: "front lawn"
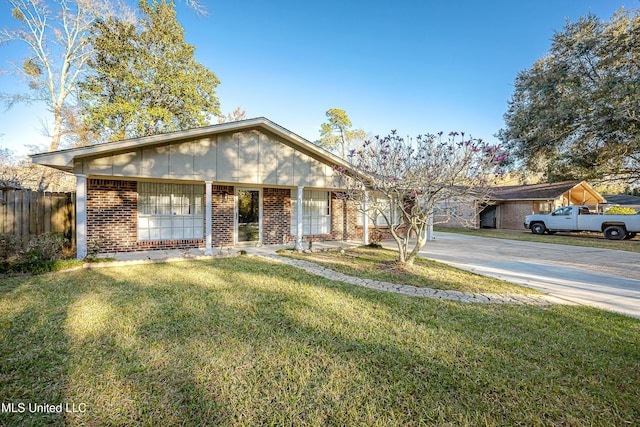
(282, 246, 541, 295)
(1, 258, 638, 426)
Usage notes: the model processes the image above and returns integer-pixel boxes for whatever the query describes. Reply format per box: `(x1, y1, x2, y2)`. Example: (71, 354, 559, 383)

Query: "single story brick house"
(479, 180, 606, 229)
(434, 180, 606, 230)
(31, 118, 366, 259)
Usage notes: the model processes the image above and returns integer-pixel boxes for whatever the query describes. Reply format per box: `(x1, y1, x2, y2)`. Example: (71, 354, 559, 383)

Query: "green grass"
(1, 258, 639, 426)
(436, 227, 640, 253)
(283, 246, 541, 295)
(0, 258, 86, 275)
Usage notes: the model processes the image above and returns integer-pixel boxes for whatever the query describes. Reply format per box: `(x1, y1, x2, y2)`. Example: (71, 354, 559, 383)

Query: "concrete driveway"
(383, 233, 640, 318)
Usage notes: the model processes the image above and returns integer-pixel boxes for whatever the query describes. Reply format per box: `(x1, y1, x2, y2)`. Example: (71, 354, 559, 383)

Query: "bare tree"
(1, 0, 204, 152)
(0, 0, 128, 151)
(0, 147, 73, 191)
(217, 106, 247, 124)
(336, 131, 507, 266)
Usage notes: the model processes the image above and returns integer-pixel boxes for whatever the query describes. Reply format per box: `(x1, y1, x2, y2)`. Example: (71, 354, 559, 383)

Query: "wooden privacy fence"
(0, 189, 75, 245)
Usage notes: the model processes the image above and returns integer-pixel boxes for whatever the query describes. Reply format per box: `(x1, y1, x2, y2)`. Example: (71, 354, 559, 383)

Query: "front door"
(236, 189, 261, 243)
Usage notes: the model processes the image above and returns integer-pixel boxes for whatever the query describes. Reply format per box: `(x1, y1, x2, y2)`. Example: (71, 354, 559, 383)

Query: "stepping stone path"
(255, 253, 559, 306)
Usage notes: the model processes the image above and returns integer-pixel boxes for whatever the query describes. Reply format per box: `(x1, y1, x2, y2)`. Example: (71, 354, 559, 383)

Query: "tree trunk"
(50, 108, 63, 151)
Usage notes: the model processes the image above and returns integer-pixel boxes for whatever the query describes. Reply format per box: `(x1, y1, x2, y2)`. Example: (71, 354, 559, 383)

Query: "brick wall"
(87, 179, 137, 253)
(86, 181, 361, 252)
(355, 224, 408, 241)
(211, 185, 234, 247)
(263, 188, 290, 245)
(435, 201, 480, 229)
(87, 179, 205, 253)
(499, 201, 534, 229)
(330, 192, 359, 241)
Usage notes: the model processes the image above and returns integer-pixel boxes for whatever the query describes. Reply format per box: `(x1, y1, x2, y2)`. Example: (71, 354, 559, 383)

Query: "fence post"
(29, 191, 37, 237)
(0, 190, 5, 234)
(21, 190, 29, 243)
(2, 190, 16, 237)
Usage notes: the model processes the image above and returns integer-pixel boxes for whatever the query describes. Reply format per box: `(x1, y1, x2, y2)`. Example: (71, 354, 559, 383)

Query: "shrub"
(605, 206, 637, 215)
(0, 233, 69, 274)
(366, 229, 385, 248)
(0, 234, 23, 261)
(86, 236, 108, 261)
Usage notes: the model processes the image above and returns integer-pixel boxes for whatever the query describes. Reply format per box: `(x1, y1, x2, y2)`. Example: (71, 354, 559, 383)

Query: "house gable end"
(74, 128, 339, 188)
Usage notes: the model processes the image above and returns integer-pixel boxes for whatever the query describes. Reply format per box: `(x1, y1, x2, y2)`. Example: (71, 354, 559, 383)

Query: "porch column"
(295, 185, 304, 250)
(426, 209, 434, 241)
(362, 191, 369, 245)
(205, 181, 213, 256)
(75, 174, 87, 260)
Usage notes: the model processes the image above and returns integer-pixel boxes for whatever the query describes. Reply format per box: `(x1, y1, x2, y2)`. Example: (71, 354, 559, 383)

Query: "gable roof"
(30, 117, 351, 173)
(603, 194, 640, 206)
(491, 180, 606, 204)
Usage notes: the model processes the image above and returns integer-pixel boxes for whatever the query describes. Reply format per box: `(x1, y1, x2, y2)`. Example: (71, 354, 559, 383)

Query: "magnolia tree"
(335, 131, 507, 266)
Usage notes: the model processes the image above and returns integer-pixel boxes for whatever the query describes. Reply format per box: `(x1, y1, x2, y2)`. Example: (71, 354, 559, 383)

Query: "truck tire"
(625, 232, 637, 240)
(604, 225, 626, 240)
(530, 222, 546, 235)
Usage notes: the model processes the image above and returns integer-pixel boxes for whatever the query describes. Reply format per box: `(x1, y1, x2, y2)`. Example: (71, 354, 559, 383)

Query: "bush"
(366, 229, 385, 248)
(0, 234, 23, 261)
(605, 206, 637, 215)
(0, 233, 69, 274)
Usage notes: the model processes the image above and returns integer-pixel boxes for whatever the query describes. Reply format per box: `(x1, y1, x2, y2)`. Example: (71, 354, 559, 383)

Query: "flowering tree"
(335, 131, 507, 266)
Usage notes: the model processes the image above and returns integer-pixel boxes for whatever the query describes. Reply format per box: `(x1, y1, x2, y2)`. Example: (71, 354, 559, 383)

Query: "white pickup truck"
(524, 206, 640, 240)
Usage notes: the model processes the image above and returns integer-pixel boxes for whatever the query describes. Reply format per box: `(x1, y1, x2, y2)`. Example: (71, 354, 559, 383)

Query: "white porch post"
(295, 186, 304, 250)
(426, 209, 434, 241)
(75, 174, 87, 260)
(205, 181, 213, 255)
(362, 191, 369, 245)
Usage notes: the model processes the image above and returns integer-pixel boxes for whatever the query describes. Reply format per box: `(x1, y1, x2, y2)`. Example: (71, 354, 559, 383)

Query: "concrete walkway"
(250, 248, 560, 306)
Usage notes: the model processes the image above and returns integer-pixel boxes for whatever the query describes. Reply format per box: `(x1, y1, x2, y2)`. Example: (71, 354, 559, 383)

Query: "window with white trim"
(290, 190, 331, 235)
(138, 182, 204, 241)
(357, 196, 403, 226)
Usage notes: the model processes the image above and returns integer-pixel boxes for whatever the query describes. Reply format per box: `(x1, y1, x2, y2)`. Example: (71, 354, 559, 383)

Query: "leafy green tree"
(605, 206, 637, 215)
(79, 0, 220, 142)
(498, 8, 640, 183)
(318, 108, 365, 159)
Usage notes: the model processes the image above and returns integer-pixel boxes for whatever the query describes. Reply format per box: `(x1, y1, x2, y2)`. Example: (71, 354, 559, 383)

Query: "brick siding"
(86, 179, 138, 253)
(434, 201, 480, 229)
(87, 179, 205, 253)
(498, 202, 535, 229)
(330, 192, 359, 241)
(211, 185, 234, 247)
(263, 188, 290, 245)
(86, 181, 360, 253)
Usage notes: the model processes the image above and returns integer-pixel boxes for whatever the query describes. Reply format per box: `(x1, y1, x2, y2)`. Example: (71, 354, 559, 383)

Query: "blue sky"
(0, 0, 636, 156)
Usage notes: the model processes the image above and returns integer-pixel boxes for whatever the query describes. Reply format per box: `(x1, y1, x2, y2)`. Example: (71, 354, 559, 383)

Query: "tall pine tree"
(79, 0, 220, 142)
